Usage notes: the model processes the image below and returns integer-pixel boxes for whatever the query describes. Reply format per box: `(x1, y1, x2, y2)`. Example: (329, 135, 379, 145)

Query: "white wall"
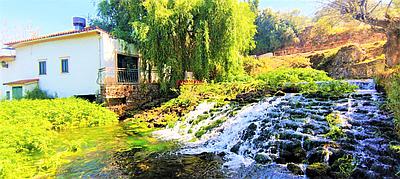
(0, 34, 102, 98)
(101, 33, 140, 83)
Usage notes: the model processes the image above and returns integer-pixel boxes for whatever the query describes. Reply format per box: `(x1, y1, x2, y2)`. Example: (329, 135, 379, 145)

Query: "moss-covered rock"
(306, 163, 331, 178)
(254, 153, 272, 164)
(287, 163, 304, 175)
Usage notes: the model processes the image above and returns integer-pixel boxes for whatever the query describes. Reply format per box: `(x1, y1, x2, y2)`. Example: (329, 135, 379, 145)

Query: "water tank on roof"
(73, 17, 86, 30)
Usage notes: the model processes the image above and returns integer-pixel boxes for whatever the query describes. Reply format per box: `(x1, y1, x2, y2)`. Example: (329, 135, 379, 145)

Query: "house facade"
(0, 18, 159, 113)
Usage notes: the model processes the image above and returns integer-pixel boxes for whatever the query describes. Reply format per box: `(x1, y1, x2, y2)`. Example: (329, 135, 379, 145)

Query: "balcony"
(97, 68, 139, 85)
(117, 68, 139, 84)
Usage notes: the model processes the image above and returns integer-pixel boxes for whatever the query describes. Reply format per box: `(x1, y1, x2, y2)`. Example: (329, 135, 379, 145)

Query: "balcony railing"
(117, 68, 139, 84)
(97, 68, 106, 85)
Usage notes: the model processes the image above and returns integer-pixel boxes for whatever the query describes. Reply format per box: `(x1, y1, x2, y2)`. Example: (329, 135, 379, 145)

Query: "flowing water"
(150, 79, 399, 178)
(58, 79, 400, 178)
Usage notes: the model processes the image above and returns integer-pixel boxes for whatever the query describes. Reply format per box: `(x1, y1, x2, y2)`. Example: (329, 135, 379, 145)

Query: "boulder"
(254, 153, 272, 164)
(287, 163, 304, 175)
(306, 163, 331, 178)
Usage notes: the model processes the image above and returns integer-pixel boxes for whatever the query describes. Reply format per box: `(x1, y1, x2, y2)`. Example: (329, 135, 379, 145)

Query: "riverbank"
(0, 98, 117, 178)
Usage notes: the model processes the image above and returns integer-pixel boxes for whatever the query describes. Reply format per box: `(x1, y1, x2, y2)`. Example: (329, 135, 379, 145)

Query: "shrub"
(256, 68, 332, 90)
(24, 87, 53, 99)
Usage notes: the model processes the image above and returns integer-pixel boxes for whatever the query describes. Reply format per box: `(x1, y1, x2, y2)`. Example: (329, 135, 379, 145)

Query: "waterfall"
(152, 79, 399, 178)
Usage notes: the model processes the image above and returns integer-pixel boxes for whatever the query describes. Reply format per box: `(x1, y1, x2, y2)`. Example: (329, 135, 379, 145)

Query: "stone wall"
(100, 83, 160, 116)
(274, 29, 386, 56)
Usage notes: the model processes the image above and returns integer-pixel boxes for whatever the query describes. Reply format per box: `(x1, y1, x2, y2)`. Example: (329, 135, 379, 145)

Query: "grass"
(0, 98, 118, 178)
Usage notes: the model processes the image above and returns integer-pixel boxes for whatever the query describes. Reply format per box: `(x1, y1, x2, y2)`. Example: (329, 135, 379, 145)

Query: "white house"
(0, 18, 145, 100)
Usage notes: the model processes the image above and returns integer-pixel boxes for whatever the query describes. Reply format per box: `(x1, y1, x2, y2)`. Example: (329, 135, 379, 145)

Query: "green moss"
(325, 126, 346, 140)
(195, 117, 227, 138)
(326, 112, 344, 127)
(191, 114, 211, 125)
(306, 162, 331, 177)
(332, 155, 356, 178)
(390, 145, 400, 153)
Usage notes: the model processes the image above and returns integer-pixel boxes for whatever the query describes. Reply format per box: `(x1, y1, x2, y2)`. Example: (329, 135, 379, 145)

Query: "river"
(57, 79, 400, 178)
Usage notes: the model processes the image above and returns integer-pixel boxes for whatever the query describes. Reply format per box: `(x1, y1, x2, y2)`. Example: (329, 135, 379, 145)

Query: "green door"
(12, 86, 23, 99)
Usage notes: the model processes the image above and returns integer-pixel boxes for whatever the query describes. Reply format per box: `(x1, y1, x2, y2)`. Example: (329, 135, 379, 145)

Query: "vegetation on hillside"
(0, 98, 118, 178)
(326, 0, 400, 67)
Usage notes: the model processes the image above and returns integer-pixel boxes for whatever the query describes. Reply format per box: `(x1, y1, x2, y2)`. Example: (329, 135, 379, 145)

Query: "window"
(39, 61, 46, 75)
(6, 91, 10, 100)
(61, 59, 69, 73)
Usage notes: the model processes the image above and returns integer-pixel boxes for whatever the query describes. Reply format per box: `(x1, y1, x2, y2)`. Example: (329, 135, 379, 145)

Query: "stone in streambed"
(254, 153, 272, 164)
(242, 123, 257, 140)
(287, 163, 304, 175)
(277, 146, 306, 164)
(230, 143, 241, 154)
(351, 168, 379, 179)
(306, 163, 331, 178)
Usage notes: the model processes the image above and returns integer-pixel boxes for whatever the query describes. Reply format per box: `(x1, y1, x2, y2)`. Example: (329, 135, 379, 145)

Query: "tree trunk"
(385, 28, 400, 67)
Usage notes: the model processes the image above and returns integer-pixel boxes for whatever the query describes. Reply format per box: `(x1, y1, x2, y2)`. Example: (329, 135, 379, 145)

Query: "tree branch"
(386, 0, 393, 18)
(369, 0, 382, 14)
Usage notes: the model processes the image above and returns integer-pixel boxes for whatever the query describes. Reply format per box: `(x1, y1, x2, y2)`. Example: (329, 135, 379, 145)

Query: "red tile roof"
(0, 55, 16, 58)
(4, 26, 109, 46)
(3, 79, 39, 86)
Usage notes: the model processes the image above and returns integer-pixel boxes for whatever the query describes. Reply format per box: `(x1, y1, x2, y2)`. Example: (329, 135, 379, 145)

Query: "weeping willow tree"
(93, 0, 256, 91)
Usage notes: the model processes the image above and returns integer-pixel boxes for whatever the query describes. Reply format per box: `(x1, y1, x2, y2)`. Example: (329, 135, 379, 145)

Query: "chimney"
(73, 17, 86, 30)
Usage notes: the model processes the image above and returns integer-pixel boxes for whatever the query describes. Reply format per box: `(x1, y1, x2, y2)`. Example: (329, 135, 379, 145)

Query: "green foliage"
(377, 68, 400, 135)
(252, 8, 310, 55)
(300, 81, 358, 97)
(91, 0, 144, 44)
(0, 98, 118, 178)
(94, 0, 257, 91)
(256, 68, 332, 90)
(325, 112, 347, 140)
(24, 87, 52, 99)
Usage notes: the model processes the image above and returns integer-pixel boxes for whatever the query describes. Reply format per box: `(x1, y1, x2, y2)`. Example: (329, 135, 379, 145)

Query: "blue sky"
(0, 0, 319, 42)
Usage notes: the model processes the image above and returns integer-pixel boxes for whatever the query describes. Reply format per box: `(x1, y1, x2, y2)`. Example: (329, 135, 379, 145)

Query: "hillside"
(247, 41, 386, 80)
